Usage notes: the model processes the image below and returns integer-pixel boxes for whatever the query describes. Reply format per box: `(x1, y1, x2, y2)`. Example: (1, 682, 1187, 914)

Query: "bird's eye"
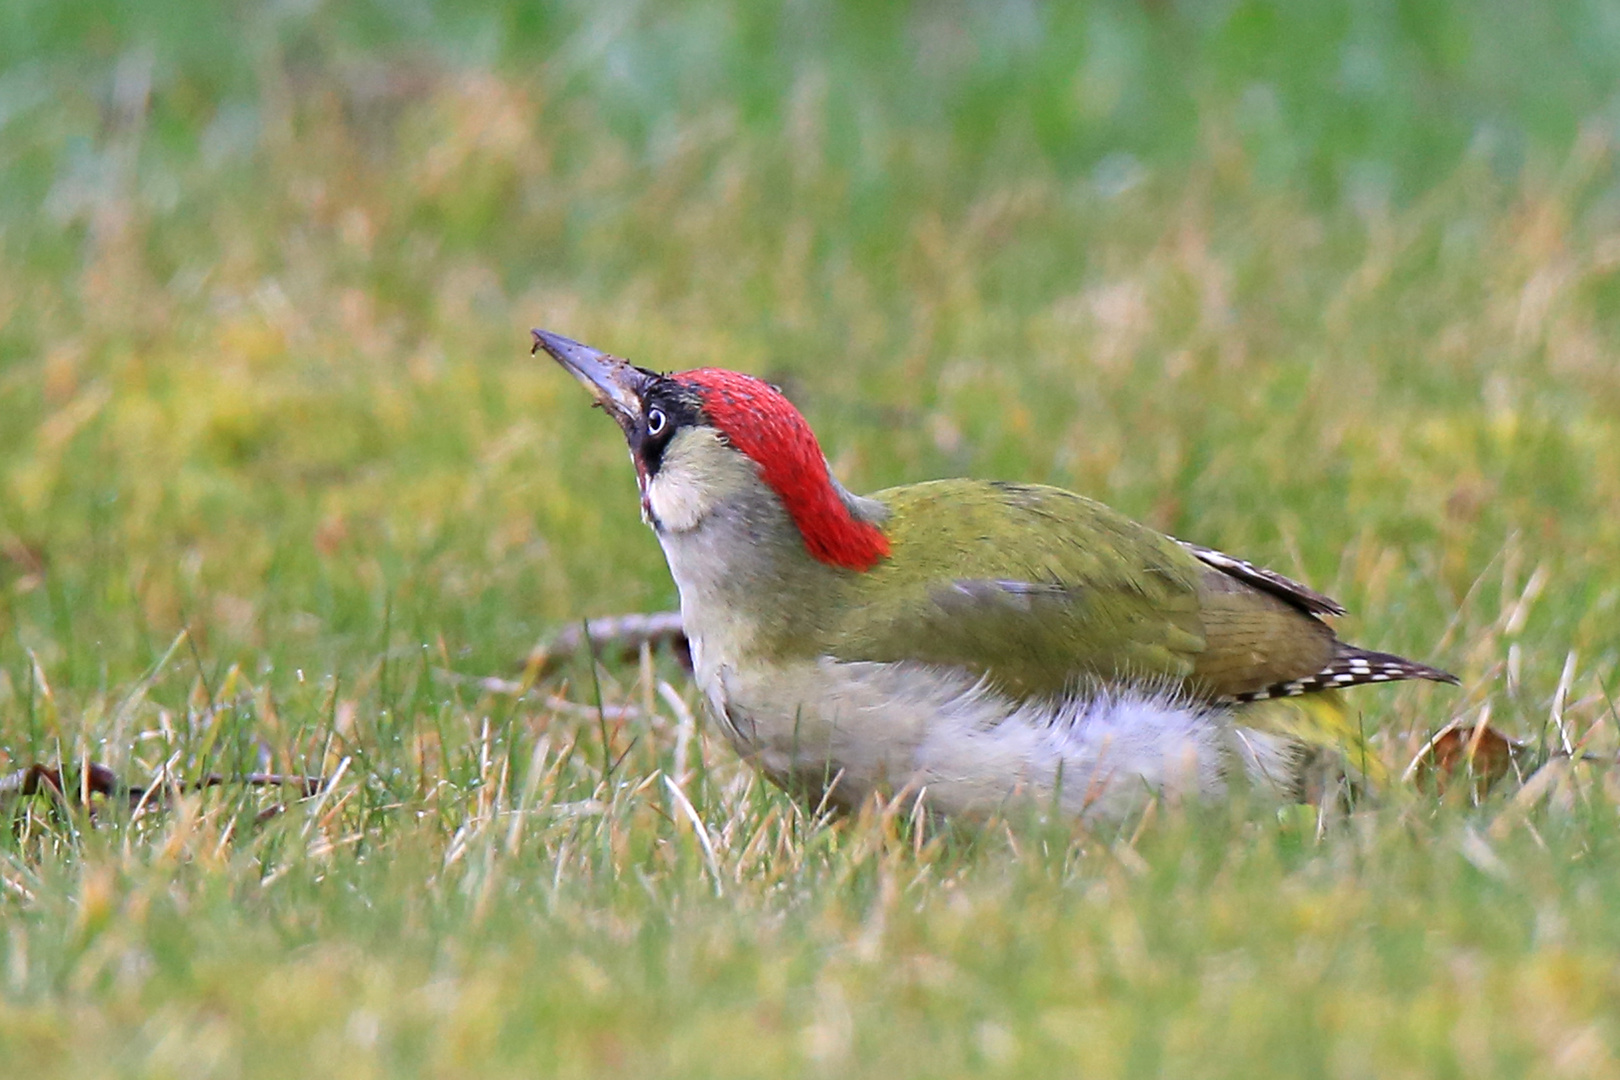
(646, 408, 668, 437)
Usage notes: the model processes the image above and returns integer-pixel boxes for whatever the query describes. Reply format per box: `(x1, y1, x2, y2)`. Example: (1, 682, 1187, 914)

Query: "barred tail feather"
(1225, 644, 1458, 704)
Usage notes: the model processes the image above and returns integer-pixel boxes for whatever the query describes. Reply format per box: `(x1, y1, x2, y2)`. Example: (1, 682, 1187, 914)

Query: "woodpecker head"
(534, 329, 890, 571)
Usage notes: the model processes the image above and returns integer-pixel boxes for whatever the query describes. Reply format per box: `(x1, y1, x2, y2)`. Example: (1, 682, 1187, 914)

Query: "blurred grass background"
(3, 0, 1620, 1075)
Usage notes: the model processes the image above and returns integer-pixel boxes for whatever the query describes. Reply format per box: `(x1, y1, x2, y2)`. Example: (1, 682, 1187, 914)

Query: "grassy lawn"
(3, 1, 1620, 1075)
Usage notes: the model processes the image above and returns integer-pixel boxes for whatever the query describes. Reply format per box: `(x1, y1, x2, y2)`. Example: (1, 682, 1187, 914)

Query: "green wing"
(823, 479, 1338, 702)
(824, 480, 1207, 697)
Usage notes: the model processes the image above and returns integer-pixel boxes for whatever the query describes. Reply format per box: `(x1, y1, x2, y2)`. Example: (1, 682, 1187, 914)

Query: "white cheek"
(644, 427, 761, 533)
(646, 471, 712, 532)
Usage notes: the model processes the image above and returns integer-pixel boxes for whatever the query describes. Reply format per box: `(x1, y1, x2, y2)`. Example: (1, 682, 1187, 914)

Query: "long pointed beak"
(531, 329, 650, 430)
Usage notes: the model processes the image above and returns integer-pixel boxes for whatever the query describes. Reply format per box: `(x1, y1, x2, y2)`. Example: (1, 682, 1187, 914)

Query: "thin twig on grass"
(0, 762, 329, 816)
(523, 611, 688, 676)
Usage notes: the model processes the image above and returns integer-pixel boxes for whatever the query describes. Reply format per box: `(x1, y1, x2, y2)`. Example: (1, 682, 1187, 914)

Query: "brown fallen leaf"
(1404, 714, 1528, 799)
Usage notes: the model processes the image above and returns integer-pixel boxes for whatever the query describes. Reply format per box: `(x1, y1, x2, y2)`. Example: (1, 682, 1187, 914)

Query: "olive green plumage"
(821, 479, 1331, 699)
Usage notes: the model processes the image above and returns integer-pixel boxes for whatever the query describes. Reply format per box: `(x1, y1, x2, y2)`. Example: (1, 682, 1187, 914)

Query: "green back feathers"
(826, 480, 1208, 698)
(822, 478, 1345, 703)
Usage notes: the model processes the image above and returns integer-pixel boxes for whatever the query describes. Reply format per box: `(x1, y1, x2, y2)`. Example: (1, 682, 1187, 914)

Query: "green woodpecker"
(535, 329, 1456, 821)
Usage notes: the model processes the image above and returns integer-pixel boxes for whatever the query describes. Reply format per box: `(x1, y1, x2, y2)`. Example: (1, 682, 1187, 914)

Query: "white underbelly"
(698, 656, 1299, 822)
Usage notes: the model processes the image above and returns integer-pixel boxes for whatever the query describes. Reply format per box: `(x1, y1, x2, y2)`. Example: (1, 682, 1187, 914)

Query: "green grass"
(3, 1, 1620, 1075)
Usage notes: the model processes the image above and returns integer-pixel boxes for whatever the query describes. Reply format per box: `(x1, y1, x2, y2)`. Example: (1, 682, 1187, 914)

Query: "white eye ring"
(646, 408, 668, 436)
